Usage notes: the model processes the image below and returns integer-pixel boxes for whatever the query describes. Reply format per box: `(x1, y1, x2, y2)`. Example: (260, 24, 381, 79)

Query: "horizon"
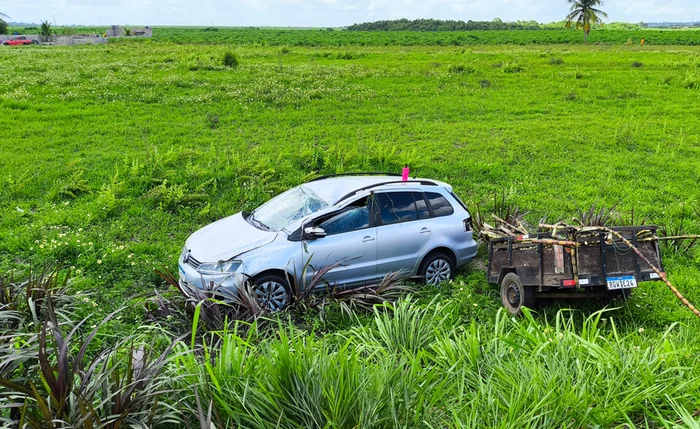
(6, 19, 700, 29)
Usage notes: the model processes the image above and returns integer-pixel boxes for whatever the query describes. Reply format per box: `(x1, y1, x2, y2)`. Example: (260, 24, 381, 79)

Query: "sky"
(2, 0, 699, 27)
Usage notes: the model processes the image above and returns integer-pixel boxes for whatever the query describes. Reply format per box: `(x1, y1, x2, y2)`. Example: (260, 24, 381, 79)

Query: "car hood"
(185, 212, 278, 262)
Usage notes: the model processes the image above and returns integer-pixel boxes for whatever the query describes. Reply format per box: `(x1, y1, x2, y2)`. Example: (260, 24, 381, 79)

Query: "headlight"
(196, 260, 242, 275)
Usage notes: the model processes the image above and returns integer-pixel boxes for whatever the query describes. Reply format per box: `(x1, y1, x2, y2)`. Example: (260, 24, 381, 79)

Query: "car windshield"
(249, 186, 329, 232)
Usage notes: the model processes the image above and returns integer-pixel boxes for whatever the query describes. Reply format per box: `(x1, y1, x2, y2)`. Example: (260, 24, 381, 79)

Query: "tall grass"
(170, 299, 700, 428)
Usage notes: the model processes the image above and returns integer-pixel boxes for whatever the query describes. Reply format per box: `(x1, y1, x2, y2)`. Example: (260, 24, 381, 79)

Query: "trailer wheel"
(500, 273, 536, 316)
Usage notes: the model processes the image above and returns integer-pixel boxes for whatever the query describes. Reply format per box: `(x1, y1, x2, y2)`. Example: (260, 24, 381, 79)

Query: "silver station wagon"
(179, 174, 478, 310)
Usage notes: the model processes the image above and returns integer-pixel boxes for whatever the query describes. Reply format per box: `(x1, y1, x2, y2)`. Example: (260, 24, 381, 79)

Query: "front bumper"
(178, 257, 248, 297)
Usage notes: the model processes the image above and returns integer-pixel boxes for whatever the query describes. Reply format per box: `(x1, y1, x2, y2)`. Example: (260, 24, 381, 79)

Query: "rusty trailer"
(487, 226, 665, 315)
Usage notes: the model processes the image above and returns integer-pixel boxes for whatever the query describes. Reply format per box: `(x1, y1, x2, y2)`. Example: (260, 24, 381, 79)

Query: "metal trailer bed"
(487, 226, 665, 315)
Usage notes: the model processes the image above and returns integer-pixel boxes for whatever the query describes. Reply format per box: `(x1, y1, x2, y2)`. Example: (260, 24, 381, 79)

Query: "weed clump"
(631, 61, 644, 68)
(682, 73, 699, 89)
(566, 91, 577, 101)
(549, 57, 565, 66)
(480, 79, 491, 88)
(222, 52, 239, 68)
(502, 62, 524, 73)
(207, 113, 220, 129)
(448, 64, 475, 74)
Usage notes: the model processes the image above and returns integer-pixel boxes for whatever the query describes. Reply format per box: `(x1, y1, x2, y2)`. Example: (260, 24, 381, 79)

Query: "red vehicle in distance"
(2, 36, 39, 46)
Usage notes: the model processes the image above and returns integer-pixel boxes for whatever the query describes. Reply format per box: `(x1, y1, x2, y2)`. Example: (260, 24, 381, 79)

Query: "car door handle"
(420, 227, 431, 233)
(362, 236, 375, 242)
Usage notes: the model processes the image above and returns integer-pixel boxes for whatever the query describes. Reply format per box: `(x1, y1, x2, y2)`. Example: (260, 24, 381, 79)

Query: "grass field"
(8, 25, 700, 46)
(2, 34, 700, 426)
(150, 27, 700, 46)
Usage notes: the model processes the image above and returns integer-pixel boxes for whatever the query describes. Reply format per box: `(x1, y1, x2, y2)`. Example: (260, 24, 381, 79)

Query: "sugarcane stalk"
(638, 235, 700, 242)
(512, 237, 579, 247)
(597, 227, 700, 319)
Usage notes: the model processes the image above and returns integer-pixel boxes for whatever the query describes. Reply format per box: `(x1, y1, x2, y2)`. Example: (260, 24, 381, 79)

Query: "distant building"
(106, 25, 124, 37)
(131, 27, 153, 37)
(105, 25, 152, 37)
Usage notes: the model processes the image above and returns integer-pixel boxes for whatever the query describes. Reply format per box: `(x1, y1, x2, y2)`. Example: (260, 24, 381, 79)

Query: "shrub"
(448, 64, 476, 74)
(222, 51, 238, 68)
(549, 57, 564, 65)
(503, 62, 524, 73)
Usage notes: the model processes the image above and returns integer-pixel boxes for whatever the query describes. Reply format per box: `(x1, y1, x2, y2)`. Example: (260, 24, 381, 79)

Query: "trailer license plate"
(606, 275, 637, 290)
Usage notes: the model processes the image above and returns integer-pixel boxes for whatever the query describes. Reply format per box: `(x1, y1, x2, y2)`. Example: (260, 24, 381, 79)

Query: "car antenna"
(402, 164, 410, 182)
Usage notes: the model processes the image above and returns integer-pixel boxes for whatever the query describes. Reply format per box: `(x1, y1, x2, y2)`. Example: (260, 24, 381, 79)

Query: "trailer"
(487, 225, 665, 315)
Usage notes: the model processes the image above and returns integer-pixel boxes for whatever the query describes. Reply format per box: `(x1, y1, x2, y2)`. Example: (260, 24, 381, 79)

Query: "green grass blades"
(169, 302, 700, 428)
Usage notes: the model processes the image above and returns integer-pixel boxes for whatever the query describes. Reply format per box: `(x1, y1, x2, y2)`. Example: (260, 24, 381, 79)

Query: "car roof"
(303, 176, 452, 205)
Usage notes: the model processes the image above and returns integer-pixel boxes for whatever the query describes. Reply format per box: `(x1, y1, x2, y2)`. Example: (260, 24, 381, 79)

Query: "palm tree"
(0, 12, 10, 36)
(565, 0, 608, 43)
(40, 20, 52, 42)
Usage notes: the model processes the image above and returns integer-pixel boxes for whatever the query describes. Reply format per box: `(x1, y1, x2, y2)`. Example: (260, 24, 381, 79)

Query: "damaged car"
(179, 173, 478, 310)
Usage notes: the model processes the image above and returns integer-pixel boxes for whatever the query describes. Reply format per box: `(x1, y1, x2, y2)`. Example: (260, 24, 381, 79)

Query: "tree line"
(345, 18, 544, 32)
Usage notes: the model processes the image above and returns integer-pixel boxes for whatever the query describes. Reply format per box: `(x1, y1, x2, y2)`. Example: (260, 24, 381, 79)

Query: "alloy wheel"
(425, 259, 451, 285)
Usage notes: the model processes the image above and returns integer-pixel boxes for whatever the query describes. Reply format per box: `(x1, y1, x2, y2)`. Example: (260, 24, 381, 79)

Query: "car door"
(375, 191, 433, 277)
(300, 195, 378, 289)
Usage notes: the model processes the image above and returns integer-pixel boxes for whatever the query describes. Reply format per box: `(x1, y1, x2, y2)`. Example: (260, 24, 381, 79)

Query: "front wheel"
(419, 252, 455, 286)
(252, 274, 291, 312)
(500, 272, 536, 316)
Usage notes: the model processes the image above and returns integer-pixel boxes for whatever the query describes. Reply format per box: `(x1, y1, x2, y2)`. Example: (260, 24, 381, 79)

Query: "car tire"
(500, 272, 536, 316)
(252, 273, 291, 311)
(419, 252, 455, 286)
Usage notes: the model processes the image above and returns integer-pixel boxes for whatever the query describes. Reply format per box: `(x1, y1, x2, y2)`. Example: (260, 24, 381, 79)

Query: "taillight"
(562, 279, 577, 287)
(463, 217, 472, 232)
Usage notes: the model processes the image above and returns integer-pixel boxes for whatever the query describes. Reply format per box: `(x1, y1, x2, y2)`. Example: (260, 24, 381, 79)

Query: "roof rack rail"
(309, 172, 401, 182)
(336, 180, 439, 203)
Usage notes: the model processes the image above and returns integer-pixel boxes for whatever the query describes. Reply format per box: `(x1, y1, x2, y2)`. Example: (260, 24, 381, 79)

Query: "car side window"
(414, 192, 431, 219)
(378, 192, 419, 225)
(316, 197, 370, 236)
(426, 192, 455, 217)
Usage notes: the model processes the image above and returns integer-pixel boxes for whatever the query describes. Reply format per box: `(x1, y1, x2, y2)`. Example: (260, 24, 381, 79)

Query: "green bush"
(503, 62, 524, 73)
(549, 57, 565, 65)
(222, 51, 239, 68)
(448, 64, 476, 74)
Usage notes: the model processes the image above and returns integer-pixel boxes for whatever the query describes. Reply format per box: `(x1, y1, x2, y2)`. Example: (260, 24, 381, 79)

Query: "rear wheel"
(500, 272, 536, 316)
(252, 274, 291, 311)
(419, 252, 455, 286)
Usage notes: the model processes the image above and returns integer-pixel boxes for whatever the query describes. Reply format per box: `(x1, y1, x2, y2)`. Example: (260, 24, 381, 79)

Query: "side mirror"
(304, 227, 327, 240)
